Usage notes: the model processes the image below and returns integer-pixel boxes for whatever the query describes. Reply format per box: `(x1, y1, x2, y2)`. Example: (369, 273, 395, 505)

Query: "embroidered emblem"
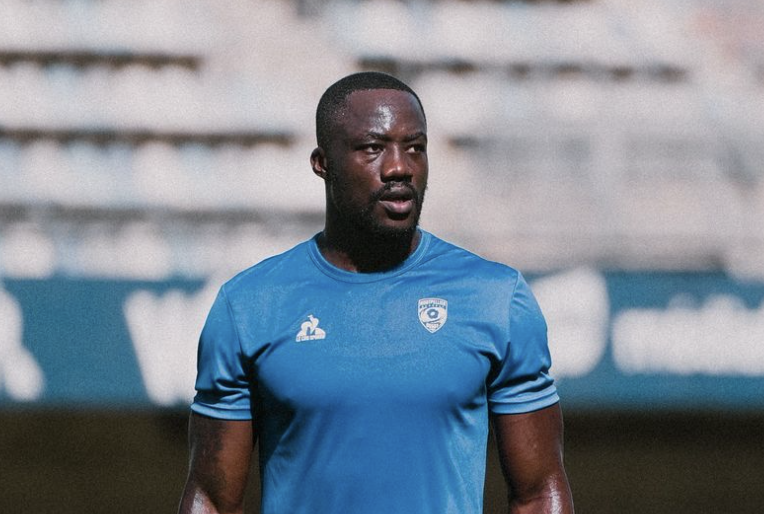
(296, 314, 326, 342)
(418, 298, 448, 333)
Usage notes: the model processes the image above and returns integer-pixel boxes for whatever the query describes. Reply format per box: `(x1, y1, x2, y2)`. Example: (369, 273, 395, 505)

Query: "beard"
(323, 167, 428, 271)
(328, 171, 427, 241)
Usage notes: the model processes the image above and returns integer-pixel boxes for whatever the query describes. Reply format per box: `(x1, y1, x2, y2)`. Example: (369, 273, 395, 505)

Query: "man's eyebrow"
(403, 131, 427, 142)
(361, 131, 427, 141)
(362, 131, 390, 141)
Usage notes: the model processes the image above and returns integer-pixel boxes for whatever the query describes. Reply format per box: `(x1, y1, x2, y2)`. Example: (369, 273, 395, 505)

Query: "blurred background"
(1, 0, 763, 512)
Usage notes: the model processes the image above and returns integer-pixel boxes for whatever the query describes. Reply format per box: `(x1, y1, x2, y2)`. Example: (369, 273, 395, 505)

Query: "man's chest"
(249, 285, 503, 416)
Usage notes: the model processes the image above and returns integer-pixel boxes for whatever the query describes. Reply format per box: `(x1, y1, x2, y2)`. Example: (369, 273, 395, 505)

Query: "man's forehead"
(344, 88, 420, 112)
(335, 89, 426, 132)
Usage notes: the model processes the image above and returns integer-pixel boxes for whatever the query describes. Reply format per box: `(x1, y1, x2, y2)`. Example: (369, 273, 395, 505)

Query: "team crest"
(418, 298, 448, 333)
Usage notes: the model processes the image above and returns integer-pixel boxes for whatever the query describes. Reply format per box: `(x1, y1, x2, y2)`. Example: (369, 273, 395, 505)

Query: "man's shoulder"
(424, 231, 522, 282)
(222, 237, 315, 295)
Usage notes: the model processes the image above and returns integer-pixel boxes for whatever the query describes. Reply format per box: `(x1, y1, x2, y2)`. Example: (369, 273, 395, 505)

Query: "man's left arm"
(491, 403, 574, 514)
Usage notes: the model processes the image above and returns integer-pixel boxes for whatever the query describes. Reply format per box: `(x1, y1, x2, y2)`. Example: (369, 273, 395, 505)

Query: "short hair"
(315, 71, 426, 149)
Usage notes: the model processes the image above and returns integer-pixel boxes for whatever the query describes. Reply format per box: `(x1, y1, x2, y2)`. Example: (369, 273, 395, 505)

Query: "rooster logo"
(296, 314, 326, 342)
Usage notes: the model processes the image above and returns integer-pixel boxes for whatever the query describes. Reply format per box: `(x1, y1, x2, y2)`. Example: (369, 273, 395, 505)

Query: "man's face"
(319, 89, 428, 238)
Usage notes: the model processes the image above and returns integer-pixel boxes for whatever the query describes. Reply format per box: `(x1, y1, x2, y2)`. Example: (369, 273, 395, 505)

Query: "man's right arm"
(178, 412, 255, 514)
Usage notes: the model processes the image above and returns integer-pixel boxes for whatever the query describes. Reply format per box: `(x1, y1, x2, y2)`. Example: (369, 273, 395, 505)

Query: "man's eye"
(361, 144, 382, 153)
(408, 144, 426, 153)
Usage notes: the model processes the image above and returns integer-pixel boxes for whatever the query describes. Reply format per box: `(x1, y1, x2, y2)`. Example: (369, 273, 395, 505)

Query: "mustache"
(370, 182, 419, 203)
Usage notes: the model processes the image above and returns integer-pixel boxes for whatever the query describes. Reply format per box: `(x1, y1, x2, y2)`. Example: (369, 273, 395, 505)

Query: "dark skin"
(310, 89, 429, 272)
(178, 88, 574, 513)
(178, 415, 253, 514)
(493, 405, 574, 513)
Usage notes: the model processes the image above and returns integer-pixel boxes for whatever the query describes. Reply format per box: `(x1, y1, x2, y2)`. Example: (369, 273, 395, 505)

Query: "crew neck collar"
(308, 229, 431, 283)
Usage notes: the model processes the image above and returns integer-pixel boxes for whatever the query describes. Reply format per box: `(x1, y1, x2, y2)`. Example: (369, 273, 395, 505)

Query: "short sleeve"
(488, 272, 559, 414)
(191, 287, 253, 420)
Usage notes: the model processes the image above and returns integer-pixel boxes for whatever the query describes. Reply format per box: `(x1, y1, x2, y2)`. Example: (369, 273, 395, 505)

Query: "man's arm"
(178, 412, 255, 514)
(491, 403, 574, 514)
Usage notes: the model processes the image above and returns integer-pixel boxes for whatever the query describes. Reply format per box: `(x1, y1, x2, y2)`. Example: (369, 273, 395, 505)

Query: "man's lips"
(379, 198, 415, 215)
(378, 187, 416, 216)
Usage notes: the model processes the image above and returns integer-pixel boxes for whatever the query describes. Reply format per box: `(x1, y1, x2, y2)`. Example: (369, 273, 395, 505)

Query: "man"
(179, 72, 574, 514)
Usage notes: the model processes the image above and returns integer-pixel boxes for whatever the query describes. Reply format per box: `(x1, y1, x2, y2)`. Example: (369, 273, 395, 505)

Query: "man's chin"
(353, 202, 423, 241)
(367, 220, 419, 241)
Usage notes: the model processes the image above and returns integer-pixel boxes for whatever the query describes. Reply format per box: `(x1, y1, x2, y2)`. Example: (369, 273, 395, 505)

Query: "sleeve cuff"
(488, 386, 560, 415)
(190, 401, 253, 421)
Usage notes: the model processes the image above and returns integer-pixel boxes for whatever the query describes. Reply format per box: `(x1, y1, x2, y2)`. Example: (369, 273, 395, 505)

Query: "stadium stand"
(0, 0, 762, 280)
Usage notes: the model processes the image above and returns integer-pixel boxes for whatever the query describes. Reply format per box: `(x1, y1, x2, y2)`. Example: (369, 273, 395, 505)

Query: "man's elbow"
(178, 480, 245, 514)
(508, 473, 574, 514)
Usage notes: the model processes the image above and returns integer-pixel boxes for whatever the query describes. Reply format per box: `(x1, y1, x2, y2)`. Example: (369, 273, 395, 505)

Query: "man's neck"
(317, 226, 421, 273)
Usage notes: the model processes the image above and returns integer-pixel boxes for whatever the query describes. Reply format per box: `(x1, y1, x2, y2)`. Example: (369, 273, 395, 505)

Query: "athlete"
(178, 72, 574, 514)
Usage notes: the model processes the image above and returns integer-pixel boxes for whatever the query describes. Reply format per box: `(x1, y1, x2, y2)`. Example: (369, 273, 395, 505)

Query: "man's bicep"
(491, 403, 574, 513)
(179, 412, 255, 514)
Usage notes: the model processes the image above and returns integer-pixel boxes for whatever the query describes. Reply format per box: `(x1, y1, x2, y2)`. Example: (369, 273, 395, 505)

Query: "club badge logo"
(418, 298, 448, 333)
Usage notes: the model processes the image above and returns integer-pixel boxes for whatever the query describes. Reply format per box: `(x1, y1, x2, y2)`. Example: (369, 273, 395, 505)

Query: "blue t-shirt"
(192, 230, 558, 514)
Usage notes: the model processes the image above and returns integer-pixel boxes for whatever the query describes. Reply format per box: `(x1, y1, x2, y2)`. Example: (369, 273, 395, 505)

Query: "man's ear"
(310, 147, 328, 180)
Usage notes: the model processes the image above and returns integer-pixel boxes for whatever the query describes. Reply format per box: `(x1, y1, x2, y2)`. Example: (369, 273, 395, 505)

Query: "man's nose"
(380, 145, 411, 182)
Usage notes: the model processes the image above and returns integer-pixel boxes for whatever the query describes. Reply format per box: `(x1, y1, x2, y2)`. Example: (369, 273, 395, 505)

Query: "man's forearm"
(178, 414, 254, 514)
